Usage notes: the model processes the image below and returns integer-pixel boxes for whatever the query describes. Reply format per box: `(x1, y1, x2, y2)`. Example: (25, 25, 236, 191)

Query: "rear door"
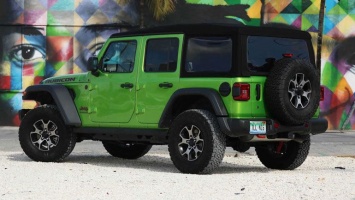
(136, 34, 183, 124)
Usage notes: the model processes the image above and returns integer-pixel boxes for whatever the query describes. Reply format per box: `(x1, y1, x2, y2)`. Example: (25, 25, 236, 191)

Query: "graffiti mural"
(0, 0, 260, 126)
(142, 0, 261, 26)
(0, 0, 139, 126)
(0, 0, 355, 130)
(319, 0, 355, 130)
(262, 0, 355, 130)
(263, 0, 322, 32)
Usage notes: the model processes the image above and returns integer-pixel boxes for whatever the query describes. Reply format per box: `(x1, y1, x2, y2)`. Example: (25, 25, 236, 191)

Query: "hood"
(42, 73, 89, 84)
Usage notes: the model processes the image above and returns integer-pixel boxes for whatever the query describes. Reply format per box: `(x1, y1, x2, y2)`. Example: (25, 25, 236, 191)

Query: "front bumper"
(217, 117, 328, 138)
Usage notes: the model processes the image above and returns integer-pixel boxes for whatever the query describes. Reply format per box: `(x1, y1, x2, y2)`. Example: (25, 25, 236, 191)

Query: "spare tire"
(265, 58, 320, 125)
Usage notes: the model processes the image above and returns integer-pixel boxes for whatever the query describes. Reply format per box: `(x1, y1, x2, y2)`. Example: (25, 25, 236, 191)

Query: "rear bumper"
(218, 117, 328, 138)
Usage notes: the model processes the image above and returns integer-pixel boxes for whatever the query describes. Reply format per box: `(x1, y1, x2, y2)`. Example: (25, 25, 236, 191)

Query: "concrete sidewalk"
(1, 126, 354, 157)
(1, 126, 355, 200)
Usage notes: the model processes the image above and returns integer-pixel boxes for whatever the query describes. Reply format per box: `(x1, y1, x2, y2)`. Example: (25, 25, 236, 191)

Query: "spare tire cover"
(265, 58, 320, 125)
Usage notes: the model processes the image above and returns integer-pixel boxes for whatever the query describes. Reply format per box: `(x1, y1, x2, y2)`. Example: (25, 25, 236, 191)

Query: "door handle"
(159, 82, 173, 88)
(256, 84, 261, 101)
(121, 82, 134, 89)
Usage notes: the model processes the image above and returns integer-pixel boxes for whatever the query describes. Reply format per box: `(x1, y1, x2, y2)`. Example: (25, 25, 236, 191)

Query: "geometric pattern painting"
(320, 0, 355, 130)
(0, 0, 138, 126)
(263, 0, 355, 130)
(323, 0, 355, 39)
(264, 0, 321, 32)
(1, 0, 355, 130)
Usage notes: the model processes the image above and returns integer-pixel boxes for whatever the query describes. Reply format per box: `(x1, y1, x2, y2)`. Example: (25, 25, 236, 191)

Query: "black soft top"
(110, 24, 311, 39)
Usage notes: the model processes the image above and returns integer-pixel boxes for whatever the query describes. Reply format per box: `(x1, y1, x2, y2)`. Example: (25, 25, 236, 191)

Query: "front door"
(89, 38, 139, 123)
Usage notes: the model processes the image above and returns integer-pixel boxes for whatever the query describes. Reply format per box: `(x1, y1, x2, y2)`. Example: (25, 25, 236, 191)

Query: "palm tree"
(144, 0, 176, 20)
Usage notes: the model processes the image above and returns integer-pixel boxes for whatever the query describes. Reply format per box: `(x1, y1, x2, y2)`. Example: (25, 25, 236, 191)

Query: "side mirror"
(88, 56, 100, 77)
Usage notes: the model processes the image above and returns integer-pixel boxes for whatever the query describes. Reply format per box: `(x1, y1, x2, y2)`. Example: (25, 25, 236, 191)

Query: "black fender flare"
(23, 85, 81, 127)
(159, 88, 228, 128)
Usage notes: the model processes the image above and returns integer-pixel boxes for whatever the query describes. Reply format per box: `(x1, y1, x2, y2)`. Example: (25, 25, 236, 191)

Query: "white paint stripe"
(344, 68, 355, 94)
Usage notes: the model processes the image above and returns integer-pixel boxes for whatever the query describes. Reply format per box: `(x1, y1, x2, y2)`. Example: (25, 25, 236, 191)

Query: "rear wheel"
(255, 135, 310, 170)
(168, 109, 226, 174)
(19, 105, 76, 162)
(102, 141, 152, 159)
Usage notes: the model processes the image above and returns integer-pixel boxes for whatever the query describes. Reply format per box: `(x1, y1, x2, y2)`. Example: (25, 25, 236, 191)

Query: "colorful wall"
(0, 0, 354, 130)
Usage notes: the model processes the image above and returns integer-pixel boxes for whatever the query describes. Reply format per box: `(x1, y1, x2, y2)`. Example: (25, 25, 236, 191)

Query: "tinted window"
(102, 41, 137, 73)
(185, 37, 232, 74)
(144, 38, 179, 72)
(247, 36, 309, 72)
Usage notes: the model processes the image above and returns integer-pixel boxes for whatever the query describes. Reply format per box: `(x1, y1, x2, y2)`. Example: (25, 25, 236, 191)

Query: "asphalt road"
(1, 126, 354, 157)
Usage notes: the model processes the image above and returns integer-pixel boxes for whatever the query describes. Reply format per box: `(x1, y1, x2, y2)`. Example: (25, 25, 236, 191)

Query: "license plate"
(250, 121, 266, 134)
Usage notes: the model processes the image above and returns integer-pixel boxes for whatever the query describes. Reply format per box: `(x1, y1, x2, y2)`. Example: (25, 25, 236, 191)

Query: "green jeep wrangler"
(19, 24, 328, 174)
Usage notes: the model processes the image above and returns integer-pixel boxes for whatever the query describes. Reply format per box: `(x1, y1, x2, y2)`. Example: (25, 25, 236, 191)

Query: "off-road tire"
(19, 105, 76, 162)
(255, 135, 310, 170)
(102, 141, 152, 159)
(265, 58, 320, 125)
(168, 109, 226, 174)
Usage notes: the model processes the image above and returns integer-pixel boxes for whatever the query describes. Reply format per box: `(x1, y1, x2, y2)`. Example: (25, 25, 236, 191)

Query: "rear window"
(185, 37, 232, 74)
(144, 38, 179, 72)
(247, 36, 309, 72)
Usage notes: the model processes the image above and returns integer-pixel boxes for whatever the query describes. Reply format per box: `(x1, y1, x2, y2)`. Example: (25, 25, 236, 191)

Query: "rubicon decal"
(45, 78, 76, 83)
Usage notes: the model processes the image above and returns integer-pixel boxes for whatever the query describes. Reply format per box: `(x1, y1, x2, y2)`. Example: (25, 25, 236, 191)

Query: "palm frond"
(147, 0, 176, 20)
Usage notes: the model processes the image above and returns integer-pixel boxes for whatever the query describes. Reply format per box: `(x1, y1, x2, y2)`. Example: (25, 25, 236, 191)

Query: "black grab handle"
(159, 82, 173, 88)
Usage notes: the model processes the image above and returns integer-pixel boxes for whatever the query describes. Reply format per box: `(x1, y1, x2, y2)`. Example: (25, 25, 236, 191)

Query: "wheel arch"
(158, 88, 228, 128)
(22, 84, 81, 127)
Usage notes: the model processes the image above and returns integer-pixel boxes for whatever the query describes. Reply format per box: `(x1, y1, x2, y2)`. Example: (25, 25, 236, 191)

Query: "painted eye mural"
(9, 43, 45, 62)
(0, 0, 354, 130)
(0, 0, 138, 126)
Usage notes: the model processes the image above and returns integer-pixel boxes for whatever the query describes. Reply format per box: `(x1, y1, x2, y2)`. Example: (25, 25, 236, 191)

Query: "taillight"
(320, 86, 324, 101)
(282, 53, 293, 58)
(232, 83, 250, 101)
(274, 122, 280, 129)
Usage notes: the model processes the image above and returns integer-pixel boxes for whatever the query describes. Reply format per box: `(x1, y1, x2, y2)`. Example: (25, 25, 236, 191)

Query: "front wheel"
(19, 105, 76, 162)
(255, 135, 310, 170)
(102, 141, 152, 159)
(168, 109, 226, 174)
